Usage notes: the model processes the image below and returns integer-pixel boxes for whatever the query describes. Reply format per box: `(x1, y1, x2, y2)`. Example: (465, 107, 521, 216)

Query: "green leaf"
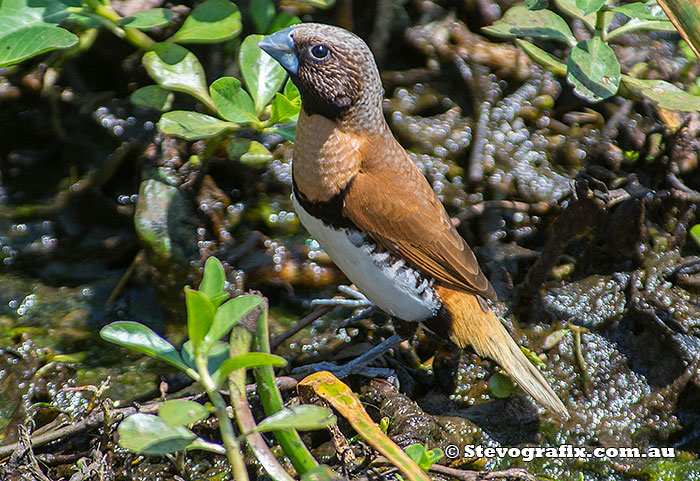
(100, 321, 188, 371)
(118, 8, 174, 29)
(218, 352, 287, 378)
(525, 0, 549, 9)
(611, 1, 669, 21)
(566, 37, 621, 102)
(574, 0, 606, 15)
(271, 125, 297, 142)
(270, 93, 301, 124)
(227, 139, 274, 166)
(159, 111, 236, 141)
(0, 0, 79, 68)
(170, 0, 241, 44)
(621, 76, 700, 112)
(205, 294, 264, 344)
(185, 287, 216, 348)
(482, 6, 575, 45)
(489, 372, 514, 398)
(254, 405, 336, 433)
(691, 224, 700, 248)
(606, 17, 676, 42)
(543, 328, 571, 350)
(554, 0, 596, 29)
(240, 34, 287, 114)
(199, 256, 227, 303)
(117, 413, 196, 455)
(521, 346, 546, 370)
(269, 12, 302, 33)
(142, 43, 213, 108)
(130, 85, 173, 112)
(405, 444, 444, 472)
(183, 340, 230, 376)
(210, 77, 259, 126)
(515, 39, 567, 75)
(158, 399, 209, 427)
(284, 78, 300, 102)
(250, 0, 275, 33)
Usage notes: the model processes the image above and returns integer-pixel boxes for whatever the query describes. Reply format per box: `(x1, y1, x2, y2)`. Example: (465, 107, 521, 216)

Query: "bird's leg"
(292, 334, 402, 379)
(310, 284, 373, 308)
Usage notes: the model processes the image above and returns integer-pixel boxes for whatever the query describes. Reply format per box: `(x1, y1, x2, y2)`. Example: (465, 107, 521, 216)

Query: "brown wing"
(343, 146, 496, 301)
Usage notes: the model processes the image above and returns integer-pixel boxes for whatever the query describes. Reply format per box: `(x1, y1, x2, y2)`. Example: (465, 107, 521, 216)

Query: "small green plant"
(1, 0, 304, 164)
(404, 443, 444, 472)
(100, 257, 335, 480)
(483, 0, 700, 111)
(489, 371, 515, 399)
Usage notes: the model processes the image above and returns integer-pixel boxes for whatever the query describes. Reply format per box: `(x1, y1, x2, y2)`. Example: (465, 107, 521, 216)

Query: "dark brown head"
(259, 23, 384, 130)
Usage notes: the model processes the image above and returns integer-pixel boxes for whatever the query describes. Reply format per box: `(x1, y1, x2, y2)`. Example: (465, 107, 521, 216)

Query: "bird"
(258, 23, 568, 417)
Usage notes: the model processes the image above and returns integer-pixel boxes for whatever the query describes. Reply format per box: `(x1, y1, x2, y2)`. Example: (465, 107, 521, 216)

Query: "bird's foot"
(292, 361, 394, 379)
(291, 334, 402, 380)
(310, 285, 372, 308)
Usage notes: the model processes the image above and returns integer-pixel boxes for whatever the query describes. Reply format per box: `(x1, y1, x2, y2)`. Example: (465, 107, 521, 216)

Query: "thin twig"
(270, 305, 334, 351)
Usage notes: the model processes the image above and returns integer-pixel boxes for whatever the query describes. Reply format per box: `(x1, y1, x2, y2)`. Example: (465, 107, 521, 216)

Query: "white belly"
(294, 196, 440, 322)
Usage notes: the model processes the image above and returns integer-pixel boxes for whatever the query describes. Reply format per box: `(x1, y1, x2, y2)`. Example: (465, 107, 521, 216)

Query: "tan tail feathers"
(436, 286, 569, 418)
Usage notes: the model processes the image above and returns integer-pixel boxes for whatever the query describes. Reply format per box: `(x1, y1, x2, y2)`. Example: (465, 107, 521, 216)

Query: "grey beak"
(258, 27, 299, 74)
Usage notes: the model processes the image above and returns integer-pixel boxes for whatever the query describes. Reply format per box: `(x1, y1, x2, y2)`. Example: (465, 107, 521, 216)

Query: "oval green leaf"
(100, 321, 188, 371)
(130, 85, 173, 111)
(271, 125, 297, 142)
(185, 287, 216, 348)
(240, 34, 287, 114)
(254, 405, 336, 433)
(566, 37, 621, 102)
(482, 6, 575, 45)
(250, 0, 275, 33)
(0, 25, 77, 68)
(210, 77, 259, 125)
(142, 43, 213, 108)
(543, 328, 571, 350)
(270, 92, 301, 124)
(218, 352, 288, 379)
(117, 413, 196, 455)
(0, 0, 78, 68)
(183, 340, 230, 374)
(574, 0, 606, 15)
(489, 372, 514, 398)
(170, 0, 241, 44)
(226, 139, 274, 166)
(611, 1, 668, 20)
(621, 75, 700, 112)
(515, 39, 567, 75)
(205, 294, 264, 345)
(159, 111, 235, 140)
(269, 12, 302, 33)
(158, 399, 209, 427)
(118, 8, 174, 29)
(283, 78, 300, 101)
(554, 0, 596, 28)
(199, 256, 227, 302)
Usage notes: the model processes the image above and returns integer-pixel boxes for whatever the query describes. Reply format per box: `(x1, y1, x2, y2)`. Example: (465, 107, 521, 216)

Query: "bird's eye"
(309, 44, 330, 60)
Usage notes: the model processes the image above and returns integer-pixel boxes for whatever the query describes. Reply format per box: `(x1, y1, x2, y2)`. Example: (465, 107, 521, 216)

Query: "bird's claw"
(292, 361, 394, 379)
(310, 285, 372, 308)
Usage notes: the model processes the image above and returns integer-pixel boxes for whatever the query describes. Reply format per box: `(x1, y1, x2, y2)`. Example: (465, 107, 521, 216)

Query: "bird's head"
(259, 23, 384, 131)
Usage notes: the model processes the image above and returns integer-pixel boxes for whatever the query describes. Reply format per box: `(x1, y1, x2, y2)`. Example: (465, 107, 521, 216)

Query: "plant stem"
(252, 303, 319, 474)
(596, 7, 609, 41)
(83, 0, 155, 50)
(195, 354, 249, 481)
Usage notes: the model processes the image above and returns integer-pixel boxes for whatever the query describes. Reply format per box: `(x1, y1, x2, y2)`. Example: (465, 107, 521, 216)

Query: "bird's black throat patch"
(292, 178, 356, 230)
